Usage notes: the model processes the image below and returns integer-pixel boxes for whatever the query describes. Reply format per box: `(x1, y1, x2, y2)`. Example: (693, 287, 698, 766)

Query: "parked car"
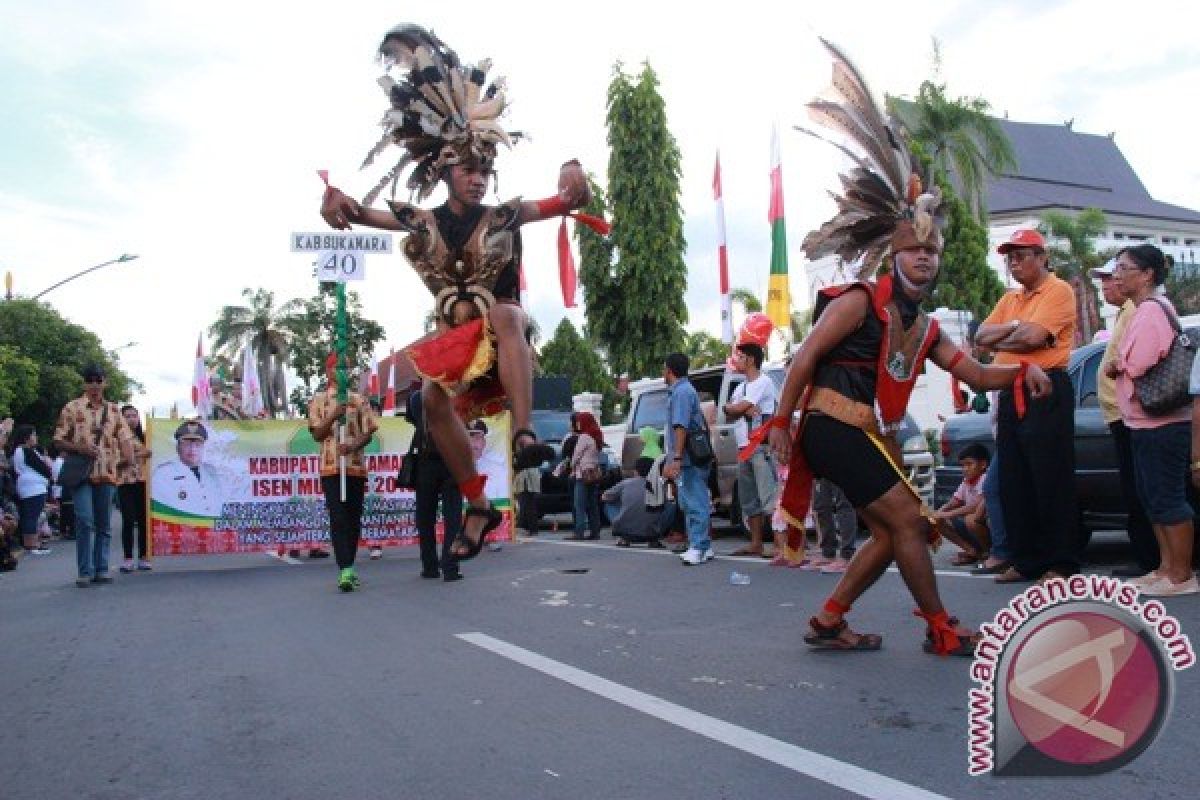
(935, 342, 1125, 546)
(605, 363, 936, 523)
(528, 409, 619, 519)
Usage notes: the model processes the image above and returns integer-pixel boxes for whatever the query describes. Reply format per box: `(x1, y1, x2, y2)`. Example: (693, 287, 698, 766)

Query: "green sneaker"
(338, 567, 359, 592)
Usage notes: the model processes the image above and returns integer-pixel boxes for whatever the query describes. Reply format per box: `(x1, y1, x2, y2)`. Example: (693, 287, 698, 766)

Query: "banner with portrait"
(147, 412, 512, 555)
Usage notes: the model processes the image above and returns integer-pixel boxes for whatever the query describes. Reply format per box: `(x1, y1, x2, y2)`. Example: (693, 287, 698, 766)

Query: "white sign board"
(315, 250, 366, 282)
(290, 232, 392, 253)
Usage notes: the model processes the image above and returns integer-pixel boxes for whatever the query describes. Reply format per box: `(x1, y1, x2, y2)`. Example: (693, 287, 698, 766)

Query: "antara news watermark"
(968, 574, 1194, 777)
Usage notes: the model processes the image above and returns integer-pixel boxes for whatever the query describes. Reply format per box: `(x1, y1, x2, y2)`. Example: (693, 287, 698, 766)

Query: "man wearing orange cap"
(976, 229, 1079, 584)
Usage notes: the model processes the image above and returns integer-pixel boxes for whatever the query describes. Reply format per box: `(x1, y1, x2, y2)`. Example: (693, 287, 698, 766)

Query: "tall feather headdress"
(360, 24, 522, 206)
(796, 38, 943, 278)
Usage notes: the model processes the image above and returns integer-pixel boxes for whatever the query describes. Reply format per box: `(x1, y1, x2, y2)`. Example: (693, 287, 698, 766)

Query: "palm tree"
(208, 288, 305, 415)
(1039, 208, 1109, 345)
(730, 287, 763, 315)
(888, 83, 1016, 221)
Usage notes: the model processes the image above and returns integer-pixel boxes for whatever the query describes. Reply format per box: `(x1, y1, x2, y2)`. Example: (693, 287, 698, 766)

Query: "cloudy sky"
(2, 0, 1198, 414)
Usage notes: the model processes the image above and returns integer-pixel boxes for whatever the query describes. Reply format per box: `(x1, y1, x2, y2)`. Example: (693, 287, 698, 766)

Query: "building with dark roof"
(986, 118, 1200, 270)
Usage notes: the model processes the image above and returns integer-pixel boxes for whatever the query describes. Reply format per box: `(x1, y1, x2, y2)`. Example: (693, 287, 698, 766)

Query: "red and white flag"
(382, 348, 397, 414)
(191, 334, 212, 419)
(369, 357, 381, 398)
(714, 151, 733, 344)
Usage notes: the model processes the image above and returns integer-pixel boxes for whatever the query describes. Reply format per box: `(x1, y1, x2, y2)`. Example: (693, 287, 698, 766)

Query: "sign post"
(291, 226, 391, 501)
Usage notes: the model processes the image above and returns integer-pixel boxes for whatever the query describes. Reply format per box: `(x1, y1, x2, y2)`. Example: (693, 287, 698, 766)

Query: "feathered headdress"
(796, 39, 943, 277)
(360, 24, 521, 206)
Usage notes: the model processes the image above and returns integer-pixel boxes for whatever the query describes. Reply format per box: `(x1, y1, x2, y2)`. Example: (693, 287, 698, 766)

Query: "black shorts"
(800, 413, 903, 510)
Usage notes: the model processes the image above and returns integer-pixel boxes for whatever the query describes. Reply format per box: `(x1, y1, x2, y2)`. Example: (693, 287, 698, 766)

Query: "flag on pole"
(382, 348, 397, 414)
(369, 357, 381, 398)
(191, 334, 212, 419)
(241, 337, 264, 417)
(766, 125, 791, 329)
(714, 152, 733, 344)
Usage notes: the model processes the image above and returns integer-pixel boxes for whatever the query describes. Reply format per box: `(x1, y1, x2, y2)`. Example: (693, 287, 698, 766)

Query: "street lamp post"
(30, 254, 139, 301)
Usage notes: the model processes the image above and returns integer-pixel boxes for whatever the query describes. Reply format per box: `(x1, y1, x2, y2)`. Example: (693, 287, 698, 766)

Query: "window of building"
(1162, 236, 1179, 245)
(1112, 232, 1125, 240)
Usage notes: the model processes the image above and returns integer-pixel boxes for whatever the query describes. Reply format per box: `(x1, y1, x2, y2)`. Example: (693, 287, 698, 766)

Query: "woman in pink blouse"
(567, 412, 605, 540)
(1108, 244, 1197, 596)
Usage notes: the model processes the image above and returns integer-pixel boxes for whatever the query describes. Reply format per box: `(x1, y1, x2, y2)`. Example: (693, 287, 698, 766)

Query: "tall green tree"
(0, 299, 138, 437)
(578, 62, 688, 381)
(539, 319, 610, 396)
(1039, 208, 1108, 344)
(537, 318, 621, 421)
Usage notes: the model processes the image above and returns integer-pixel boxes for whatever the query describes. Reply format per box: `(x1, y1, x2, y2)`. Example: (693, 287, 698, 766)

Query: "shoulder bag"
(1133, 298, 1198, 415)
(396, 418, 422, 490)
(58, 403, 108, 490)
(684, 406, 715, 467)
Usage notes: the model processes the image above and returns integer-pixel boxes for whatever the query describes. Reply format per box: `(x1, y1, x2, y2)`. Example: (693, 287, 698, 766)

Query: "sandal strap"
(808, 615, 848, 639)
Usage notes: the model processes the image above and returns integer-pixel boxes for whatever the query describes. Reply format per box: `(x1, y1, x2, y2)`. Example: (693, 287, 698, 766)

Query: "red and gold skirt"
(403, 316, 507, 421)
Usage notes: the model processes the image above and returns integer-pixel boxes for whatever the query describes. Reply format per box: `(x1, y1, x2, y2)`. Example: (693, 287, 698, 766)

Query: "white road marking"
(457, 632, 952, 800)
(522, 536, 986, 578)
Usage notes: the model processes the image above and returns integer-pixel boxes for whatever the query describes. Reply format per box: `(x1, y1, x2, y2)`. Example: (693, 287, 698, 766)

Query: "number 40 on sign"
(290, 231, 393, 284)
(315, 250, 366, 283)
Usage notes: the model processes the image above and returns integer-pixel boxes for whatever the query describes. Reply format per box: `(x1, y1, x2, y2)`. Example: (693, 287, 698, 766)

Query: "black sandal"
(451, 504, 503, 561)
(512, 428, 554, 471)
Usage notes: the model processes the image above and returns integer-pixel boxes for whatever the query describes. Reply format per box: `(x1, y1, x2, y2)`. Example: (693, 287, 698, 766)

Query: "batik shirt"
(53, 397, 135, 485)
(307, 390, 379, 478)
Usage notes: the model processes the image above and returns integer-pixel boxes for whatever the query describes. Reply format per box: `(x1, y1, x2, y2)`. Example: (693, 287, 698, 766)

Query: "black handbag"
(684, 413, 714, 466)
(1133, 299, 1198, 415)
(58, 403, 107, 490)
(396, 420, 422, 490)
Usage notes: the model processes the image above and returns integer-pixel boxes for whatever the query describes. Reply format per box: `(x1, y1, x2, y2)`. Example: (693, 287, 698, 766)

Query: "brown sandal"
(803, 616, 882, 651)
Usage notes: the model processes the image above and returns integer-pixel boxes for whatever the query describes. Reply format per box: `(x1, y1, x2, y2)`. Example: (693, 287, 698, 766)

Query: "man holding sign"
(320, 23, 601, 560)
(308, 354, 379, 592)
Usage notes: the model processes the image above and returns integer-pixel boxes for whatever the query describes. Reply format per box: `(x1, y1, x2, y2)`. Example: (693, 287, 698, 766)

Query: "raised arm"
(514, 160, 592, 226)
(320, 187, 411, 231)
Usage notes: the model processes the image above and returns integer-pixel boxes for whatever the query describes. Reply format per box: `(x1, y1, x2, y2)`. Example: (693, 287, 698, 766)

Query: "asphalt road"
(2, 521, 1197, 800)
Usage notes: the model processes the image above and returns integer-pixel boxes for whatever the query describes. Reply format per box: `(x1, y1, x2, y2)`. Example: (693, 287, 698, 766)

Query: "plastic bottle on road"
(729, 571, 751, 586)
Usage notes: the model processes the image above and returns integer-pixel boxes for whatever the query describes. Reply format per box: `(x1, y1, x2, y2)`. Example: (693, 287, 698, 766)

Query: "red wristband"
(535, 195, 571, 217)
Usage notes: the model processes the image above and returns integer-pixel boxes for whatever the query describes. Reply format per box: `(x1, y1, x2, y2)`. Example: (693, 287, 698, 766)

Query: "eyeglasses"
(84, 378, 105, 384)
(1004, 249, 1042, 265)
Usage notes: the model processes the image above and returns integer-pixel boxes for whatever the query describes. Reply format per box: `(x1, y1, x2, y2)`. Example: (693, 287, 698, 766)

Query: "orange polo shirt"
(983, 273, 1076, 369)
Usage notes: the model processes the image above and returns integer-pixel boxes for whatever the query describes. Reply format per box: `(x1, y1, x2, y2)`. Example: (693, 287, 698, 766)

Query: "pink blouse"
(1115, 297, 1191, 429)
(570, 433, 599, 478)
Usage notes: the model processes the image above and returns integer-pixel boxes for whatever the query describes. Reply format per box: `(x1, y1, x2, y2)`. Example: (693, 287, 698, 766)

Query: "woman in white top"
(9, 425, 52, 555)
(567, 411, 605, 540)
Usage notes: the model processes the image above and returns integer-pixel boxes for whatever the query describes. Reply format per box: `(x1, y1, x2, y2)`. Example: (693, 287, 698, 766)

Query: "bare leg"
(1150, 524, 1172, 580)
(422, 382, 490, 554)
(816, 482, 960, 632)
(746, 515, 764, 552)
(1160, 520, 1194, 583)
(490, 304, 534, 446)
(1167, 521, 1194, 583)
